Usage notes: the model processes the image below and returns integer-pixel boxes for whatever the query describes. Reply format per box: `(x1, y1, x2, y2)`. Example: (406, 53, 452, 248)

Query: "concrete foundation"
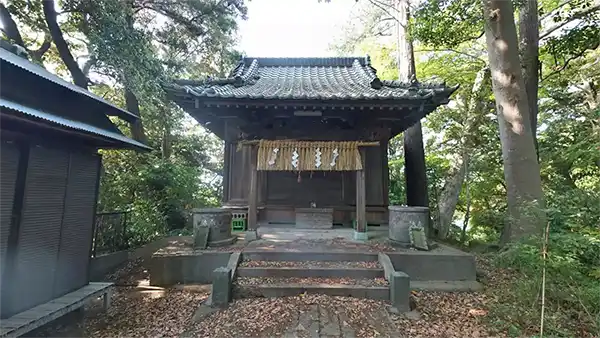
(387, 245, 477, 281)
(148, 252, 230, 286)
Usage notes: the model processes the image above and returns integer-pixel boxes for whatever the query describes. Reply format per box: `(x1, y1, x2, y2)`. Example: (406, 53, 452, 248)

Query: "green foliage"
(411, 0, 483, 48)
(490, 229, 600, 336)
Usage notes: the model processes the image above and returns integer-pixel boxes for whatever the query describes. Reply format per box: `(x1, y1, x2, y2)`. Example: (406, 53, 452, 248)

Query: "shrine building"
(165, 56, 456, 238)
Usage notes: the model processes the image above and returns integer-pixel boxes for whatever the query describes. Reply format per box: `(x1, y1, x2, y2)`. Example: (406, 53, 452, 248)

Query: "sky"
(235, 0, 358, 57)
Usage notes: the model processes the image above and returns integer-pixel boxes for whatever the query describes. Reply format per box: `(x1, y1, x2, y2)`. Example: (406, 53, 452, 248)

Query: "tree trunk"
(162, 125, 172, 159)
(482, 0, 546, 244)
(123, 6, 147, 144)
(395, 0, 429, 212)
(42, 0, 88, 89)
(0, 3, 25, 46)
(436, 151, 469, 239)
(518, 0, 540, 154)
(435, 66, 490, 239)
(124, 87, 148, 143)
(461, 159, 471, 245)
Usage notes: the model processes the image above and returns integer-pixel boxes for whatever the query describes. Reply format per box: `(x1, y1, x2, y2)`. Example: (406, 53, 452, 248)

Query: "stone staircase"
(232, 251, 391, 301)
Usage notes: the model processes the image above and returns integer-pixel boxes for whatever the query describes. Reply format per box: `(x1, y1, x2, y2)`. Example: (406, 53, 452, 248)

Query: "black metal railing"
(92, 211, 130, 257)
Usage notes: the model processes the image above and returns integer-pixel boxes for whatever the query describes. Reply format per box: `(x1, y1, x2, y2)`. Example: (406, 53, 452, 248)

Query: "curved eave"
(162, 83, 458, 107)
(0, 99, 152, 152)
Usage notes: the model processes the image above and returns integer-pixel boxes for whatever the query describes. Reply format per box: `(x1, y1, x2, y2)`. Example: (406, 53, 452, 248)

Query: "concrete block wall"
(387, 247, 477, 281)
(148, 252, 230, 286)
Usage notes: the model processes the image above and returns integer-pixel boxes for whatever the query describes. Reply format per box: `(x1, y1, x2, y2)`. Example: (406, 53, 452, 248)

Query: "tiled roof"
(166, 56, 457, 103)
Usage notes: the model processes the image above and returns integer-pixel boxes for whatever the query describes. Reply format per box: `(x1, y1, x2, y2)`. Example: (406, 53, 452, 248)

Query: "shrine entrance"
(243, 140, 378, 240)
(165, 56, 457, 240)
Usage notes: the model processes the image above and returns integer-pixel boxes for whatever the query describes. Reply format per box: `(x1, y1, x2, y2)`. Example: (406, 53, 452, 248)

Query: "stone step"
(241, 251, 378, 262)
(234, 276, 389, 300)
(235, 282, 389, 301)
(237, 267, 385, 279)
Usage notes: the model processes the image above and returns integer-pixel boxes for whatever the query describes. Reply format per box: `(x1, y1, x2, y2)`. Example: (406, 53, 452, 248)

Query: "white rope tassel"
(291, 148, 299, 169)
(268, 148, 279, 166)
(330, 148, 339, 167)
(315, 147, 322, 168)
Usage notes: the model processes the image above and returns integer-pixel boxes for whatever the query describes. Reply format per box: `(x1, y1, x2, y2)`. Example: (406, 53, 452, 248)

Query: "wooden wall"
(223, 140, 390, 224)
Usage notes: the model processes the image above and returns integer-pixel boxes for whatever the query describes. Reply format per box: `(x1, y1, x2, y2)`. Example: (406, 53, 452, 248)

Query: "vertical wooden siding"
(11, 145, 69, 314)
(0, 140, 19, 274)
(53, 152, 100, 297)
(0, 140, 100, 318)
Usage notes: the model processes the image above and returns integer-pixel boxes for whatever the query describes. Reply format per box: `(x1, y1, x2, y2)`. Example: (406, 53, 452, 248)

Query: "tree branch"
(415, 48, 487, 64)
(540, 4, 600, 40)
(29, 34, 52, 63)
(43, 0, 89, 89)
(540, 0, 577, 21)
(0, 3, 25, 47)
(541, 40, 599, 82)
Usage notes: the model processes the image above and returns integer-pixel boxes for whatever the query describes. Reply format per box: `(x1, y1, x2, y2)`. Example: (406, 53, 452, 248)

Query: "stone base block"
(390, 271, 410, 312)
(353, 231, 368, 241)
(211, 267, 232, 308)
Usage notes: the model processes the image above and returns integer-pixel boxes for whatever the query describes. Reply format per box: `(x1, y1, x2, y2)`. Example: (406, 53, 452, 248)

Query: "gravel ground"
(236, 276, 389, 287)
(239, 259, 381, 269)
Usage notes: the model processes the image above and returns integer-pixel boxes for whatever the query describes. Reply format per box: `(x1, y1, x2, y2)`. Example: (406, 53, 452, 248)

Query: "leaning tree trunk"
(396, 0, 429, 213)
(461, 159, 471, 245)
(124, 86, 148, 143)
(482, 0, 546, 244)
(43, 0, 88, 89)
(436, 66, 490, 239)
(122, 6, 147, 144)
(518, 0, 540, 155)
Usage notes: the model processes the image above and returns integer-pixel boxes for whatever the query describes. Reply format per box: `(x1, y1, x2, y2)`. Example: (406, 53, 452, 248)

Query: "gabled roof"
(0, 48, 139, 123)
(0, 46, 150, 151)
(166, 56, 457, 104)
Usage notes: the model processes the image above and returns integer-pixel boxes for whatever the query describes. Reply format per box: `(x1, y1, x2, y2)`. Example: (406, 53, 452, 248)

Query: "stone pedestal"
(295, 208, 334, 229)
(388, 206, 429, 247)
(192, 208, 235, 247)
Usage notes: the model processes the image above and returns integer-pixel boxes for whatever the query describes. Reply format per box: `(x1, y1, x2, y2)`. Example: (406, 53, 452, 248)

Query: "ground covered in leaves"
(26, 245, 531, 338)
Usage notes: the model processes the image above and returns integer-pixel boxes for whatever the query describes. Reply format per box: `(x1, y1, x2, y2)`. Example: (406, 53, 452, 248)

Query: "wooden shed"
(0, 47, 149, 320)
(165, 56, 456, 233)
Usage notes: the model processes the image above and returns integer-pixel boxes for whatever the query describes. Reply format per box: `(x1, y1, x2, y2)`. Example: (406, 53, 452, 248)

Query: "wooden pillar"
(247, 145, 258, 230)
(382, 139, 390, 206)
(222, 141, 231, 203)
(355, 148, 367, 239)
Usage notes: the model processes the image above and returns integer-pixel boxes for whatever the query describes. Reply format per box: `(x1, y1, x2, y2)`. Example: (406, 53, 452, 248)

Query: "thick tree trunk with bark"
(43, 0, 88, 89)
(518, 0, 540, 153)
(125, 87, 148, 143)
(0, 3, 24, 46)
(436, 66, 490, 239)
(396, 0, 429, 211)
(482, 0, 546, 244)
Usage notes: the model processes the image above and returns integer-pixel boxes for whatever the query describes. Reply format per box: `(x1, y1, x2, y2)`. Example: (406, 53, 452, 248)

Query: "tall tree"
(396, 0, 430, 213)
(518, 0, 540, 153)
(435, 66, 491, 239)
(482, 0, 546, 243)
